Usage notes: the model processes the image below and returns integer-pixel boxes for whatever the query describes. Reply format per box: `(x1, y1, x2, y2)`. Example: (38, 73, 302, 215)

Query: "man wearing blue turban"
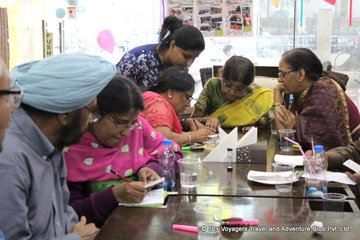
(0, 52, 116, 240)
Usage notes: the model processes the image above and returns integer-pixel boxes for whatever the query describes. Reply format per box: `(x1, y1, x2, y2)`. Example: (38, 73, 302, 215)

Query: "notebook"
(118, 188, 166, 208)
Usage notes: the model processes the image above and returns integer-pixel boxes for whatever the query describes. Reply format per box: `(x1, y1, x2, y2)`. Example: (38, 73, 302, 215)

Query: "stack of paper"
(118, 188, 166, 208)
(274, 154, 304, 166)
(302, 171, 356, 185)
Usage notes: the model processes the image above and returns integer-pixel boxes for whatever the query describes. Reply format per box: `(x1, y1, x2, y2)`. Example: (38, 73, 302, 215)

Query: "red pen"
(110, 169, 130, 183)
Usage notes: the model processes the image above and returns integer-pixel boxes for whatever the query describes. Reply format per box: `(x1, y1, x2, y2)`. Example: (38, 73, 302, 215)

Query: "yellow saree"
(210, 87, 274, 127)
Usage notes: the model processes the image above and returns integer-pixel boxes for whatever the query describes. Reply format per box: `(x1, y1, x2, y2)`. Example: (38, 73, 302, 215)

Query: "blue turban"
(10, 52, 116, 113)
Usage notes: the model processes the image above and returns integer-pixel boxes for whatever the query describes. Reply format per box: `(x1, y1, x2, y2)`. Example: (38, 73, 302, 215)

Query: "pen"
(110, 169, 130, 183)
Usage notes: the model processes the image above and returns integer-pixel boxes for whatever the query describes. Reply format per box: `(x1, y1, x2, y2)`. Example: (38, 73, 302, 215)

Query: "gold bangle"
(274, 102, 283, 107)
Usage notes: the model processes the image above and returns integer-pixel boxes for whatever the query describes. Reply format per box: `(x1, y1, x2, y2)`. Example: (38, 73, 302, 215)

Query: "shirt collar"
(10, 108, 57, 161)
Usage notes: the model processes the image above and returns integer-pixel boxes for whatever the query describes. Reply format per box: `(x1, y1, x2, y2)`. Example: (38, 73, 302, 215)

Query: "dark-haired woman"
(142, 67, 213, 146)
(193, 56, 274, 128)
(64, 75, 182, 227)
(274, 48, 360, 151)
(116, 16, 205, 90)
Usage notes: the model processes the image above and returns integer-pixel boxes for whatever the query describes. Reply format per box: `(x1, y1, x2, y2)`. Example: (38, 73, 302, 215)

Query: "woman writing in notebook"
(142, 67, 213, 146)
(64, 76, 181, 227)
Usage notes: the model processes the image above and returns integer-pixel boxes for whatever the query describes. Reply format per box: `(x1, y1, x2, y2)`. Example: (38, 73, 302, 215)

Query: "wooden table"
(95, 129, 359, 239)
(96, 195, 360, 240)
(180, 135, 355, 199)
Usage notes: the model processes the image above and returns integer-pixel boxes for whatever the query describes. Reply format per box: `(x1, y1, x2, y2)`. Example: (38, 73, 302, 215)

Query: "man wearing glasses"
(0, 52, 116, 240)
(0, 58, 21, 240)
(0, 59, 21, 152)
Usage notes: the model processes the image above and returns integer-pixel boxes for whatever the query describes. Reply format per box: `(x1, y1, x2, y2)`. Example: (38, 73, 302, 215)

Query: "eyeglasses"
(0, 87, 24, 108)
(278, 70, 297, 78)
(106, 114, 141, 129)
(182, 91, 197, 103)
(84, 106, 102, 122)
(221, 79, 246, 93)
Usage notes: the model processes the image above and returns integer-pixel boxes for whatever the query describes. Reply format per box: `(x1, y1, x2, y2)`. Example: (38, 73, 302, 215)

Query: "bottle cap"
(314, 145, 324, 153)
(162, 139, 172, 146)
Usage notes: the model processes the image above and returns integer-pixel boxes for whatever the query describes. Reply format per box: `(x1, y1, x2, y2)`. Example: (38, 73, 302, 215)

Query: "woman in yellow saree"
(193, 56, 274, 128)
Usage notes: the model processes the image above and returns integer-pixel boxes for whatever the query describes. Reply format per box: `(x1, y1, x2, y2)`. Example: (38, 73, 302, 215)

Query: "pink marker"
(224, 219, 259, 226)
(172, 224, 198, 233)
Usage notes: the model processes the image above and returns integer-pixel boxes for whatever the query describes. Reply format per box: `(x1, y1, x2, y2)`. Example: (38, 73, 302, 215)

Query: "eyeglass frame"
(0, 87, 24, 108)
(84, 106, 102, 122)
(278, 70, 298, 79)
(106, 113, 141, 129)
(182, 91, 197, 103)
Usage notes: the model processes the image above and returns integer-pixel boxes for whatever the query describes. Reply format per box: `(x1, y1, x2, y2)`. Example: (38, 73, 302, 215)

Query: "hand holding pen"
(110, 169, 147, 203)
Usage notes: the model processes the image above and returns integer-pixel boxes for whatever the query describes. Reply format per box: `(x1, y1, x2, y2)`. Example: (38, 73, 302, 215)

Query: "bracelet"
(274, 102, 283, 107)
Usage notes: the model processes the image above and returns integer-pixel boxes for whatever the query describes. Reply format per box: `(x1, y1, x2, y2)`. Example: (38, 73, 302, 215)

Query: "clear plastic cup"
(178, 158, 199, 188)
(194, 205, 222, 240)
(278, 129, 296, 152)
(321, 193, 347, 212)
(273, 163, 295, 193)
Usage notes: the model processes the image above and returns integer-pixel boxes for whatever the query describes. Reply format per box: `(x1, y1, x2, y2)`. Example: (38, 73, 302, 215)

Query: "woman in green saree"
(193, 56, 274, 128)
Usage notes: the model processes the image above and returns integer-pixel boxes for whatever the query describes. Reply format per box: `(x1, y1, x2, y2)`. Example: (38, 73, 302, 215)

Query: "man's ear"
(57, 113, 70, 126)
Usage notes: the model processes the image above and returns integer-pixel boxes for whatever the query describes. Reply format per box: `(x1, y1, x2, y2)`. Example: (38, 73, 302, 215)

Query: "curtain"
(0, 8, 9, 69)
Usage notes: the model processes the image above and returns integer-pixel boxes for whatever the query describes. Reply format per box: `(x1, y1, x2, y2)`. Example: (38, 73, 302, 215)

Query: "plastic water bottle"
(159, 139, 176, 191)
(288, 94, 294, 109)
(305, 145, 328, 197)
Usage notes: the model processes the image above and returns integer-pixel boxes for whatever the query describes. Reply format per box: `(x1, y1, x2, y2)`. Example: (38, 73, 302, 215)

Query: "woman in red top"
(142, 67, 213, 146)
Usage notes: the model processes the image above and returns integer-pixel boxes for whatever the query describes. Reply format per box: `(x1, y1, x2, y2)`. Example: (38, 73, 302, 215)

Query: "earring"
(168, 95, 172, 99)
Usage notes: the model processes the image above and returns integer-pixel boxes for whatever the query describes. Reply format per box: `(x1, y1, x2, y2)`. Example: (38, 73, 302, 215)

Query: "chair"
(255, 66, 279, 78)
(199, 67, 213, 87)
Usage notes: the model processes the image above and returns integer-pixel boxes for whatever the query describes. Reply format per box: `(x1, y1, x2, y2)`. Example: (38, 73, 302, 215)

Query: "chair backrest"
(199, 67, 213, 87)
(255, 66, 278, 78)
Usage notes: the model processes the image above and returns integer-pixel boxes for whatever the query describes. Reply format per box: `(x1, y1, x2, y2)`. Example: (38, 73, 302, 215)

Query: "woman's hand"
(275, 105, 296, 129)
(186, 118, 204, 131)
(346, 172, 360, 184)
(205, 117, 220, 131)
(190, 128, 211, 143)
(138, 167, 160, 183)
(112, 182, 147, 203)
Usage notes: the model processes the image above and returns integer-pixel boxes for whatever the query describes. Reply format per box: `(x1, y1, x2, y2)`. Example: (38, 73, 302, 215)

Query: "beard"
(57, 111, 88, 150)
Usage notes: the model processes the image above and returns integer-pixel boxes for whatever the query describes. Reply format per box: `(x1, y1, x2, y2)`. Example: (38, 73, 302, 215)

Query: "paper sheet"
(144, 177, 165, 189)
(274, 154, 304, 166)
(203, 127, 238, 162)
(302, 171, 356, 185)
(236, 127, 257, 148)
(218, 127, 227, 142)
(118, 188, 165, 207)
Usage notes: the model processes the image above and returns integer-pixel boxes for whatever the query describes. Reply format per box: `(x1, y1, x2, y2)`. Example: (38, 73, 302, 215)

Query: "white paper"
(274, 154, 304, 166)
(236, 126, 257, 148)
(144, 177, 165, 189)
(118, 188, 165, 206)
(343, 159, 360, 174)
(247, 170, 298, 185)
(302, 171, 356, 185)
(218, 127, 227, 142)
(203, 127, 238, 162)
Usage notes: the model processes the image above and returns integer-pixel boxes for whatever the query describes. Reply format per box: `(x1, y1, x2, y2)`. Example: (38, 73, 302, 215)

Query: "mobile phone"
(343, 159, 360, 174)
